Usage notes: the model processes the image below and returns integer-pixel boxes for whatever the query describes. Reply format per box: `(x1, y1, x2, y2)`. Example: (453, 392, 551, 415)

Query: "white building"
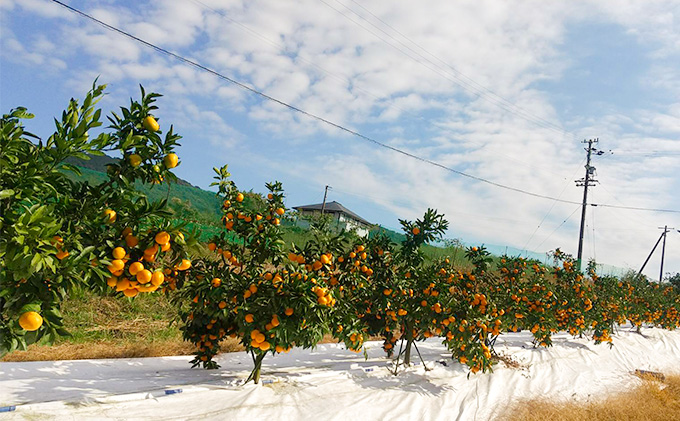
(293, 201, 372, 237)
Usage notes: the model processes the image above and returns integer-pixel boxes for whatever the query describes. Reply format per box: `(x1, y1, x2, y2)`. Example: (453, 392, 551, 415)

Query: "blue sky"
(1, 0, 679, 278)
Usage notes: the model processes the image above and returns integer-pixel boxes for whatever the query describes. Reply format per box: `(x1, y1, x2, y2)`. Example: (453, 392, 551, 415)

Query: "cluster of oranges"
(105, 228, 190, 297)
(221, 193, 285, 232)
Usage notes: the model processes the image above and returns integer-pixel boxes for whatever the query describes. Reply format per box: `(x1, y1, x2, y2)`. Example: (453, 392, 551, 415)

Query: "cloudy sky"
(2, 0, 679, 278)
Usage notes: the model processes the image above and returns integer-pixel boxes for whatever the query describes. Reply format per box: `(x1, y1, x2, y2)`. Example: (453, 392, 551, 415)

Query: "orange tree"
(548, 249, 594, 338)
(490, 255, 559, 348)
(390, 210, 451, 367)
(344, 209, 450, 368)
(285, 219, 379, 354)
(438, 246, 503, 373)
(174, 167, 335, 383)
(0, 83, 192, 353)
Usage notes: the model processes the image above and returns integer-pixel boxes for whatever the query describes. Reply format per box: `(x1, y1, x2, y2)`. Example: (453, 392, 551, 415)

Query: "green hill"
(63, 154, 224, 240)
(63, 155, 413, 245)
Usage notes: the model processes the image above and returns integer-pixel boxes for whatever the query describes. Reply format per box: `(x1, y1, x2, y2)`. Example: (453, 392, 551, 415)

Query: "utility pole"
(321, 185, 331, 214)
(576, 138, 602, 271)
(659, 225, 672, 282)
(637, 226, 673, 281)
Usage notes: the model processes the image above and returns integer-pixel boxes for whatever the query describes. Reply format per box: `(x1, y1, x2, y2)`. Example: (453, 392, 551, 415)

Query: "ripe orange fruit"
(19, 311, 43, 331)
(103, 209, 116, 223)
(208, 243, 217, 251)
(176, 259, 191, 271)
(107, 277, 118, 287)
(129, 154, 142, 167)
(125, 235, 139, 247)
(245, 314, 254, 323)
(284, 307, 294, 316)
(56, 250, 70, 260)
(124, 288, 139, 297)
(112, 247, 126, 259)
(116, 278, 131, 291)
(144, 245, 159, 256)
(211, 278, 221, 288)
(129, 261, 144, 276)
(218, 301, 227, 309)
(161, 242, 171, 252)
(136, 269, 152, 284)
(275, 207, 285, 216)
(151, 271, 165, 286)
(259, 341, 271, 351)
(143, 115, 159, 132)
(412, 227, 420, 235)
(164, 153, 178, 169)
(236, 193, 244, 202)
(108, 259, 125, 272)
(155, 231, 170, 245)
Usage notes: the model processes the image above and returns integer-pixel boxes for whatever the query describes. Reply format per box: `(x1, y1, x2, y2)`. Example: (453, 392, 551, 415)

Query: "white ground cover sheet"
(1, 326, 679, 420)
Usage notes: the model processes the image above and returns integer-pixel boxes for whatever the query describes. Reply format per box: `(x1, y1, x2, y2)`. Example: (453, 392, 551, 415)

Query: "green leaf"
(19, 303, 42, 314)
(0, 189, 15, 199)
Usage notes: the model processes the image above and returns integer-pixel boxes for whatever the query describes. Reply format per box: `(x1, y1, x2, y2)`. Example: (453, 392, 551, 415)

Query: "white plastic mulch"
(1, 326, 679, 420)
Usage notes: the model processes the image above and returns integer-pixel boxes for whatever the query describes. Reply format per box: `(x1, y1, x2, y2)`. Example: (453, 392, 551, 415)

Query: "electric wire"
(49, 0, 680, 215)
(533, 206, 581, 251)
(521, 157, 587, 252)
(185, 0, 418, 128)
(343, 0, 575, 138)
(192, 0, 582, 182)
(323, 0, 574, 138)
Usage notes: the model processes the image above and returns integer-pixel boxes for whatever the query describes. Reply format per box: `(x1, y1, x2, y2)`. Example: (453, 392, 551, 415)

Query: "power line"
(522, 157, 587, 251)
(185, 0, 417, 128)
(533, 206, 582, 251)
(191, 0, 579, 183)
(329, 185, 536, 225)
(50, 0, 680, 215)
(322, 0, 574, 138)
(343, 0, 577, 138)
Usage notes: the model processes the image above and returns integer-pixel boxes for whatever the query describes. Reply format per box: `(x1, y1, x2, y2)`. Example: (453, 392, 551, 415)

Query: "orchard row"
(1, 84, 678, 384)
(174, 174, 679, 382)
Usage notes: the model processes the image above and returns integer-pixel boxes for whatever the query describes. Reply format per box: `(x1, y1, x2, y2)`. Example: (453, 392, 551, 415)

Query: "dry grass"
(2, 337, 244, 363)
(504, 374, 680, 421)
(2, 340, 195, 362)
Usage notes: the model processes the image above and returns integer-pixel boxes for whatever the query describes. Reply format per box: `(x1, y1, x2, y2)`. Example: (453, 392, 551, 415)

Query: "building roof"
(293, 201, 372, 226)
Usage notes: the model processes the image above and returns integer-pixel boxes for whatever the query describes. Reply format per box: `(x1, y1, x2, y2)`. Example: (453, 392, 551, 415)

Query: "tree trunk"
(248, 352, 266, 384)
(403, 327, 414, 366)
